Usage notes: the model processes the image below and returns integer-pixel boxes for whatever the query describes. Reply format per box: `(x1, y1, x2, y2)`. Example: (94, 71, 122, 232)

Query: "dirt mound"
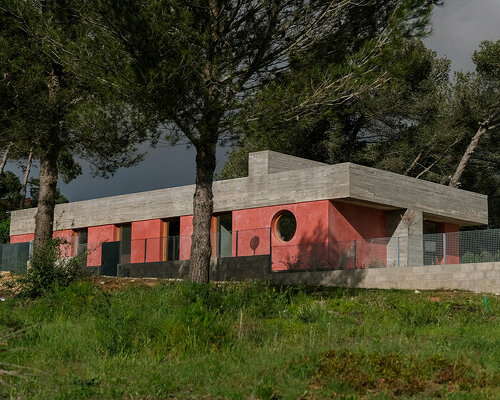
(85, 276, 166, 291)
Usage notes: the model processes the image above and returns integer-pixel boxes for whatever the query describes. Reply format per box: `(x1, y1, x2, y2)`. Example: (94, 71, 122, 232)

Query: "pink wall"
(10, 233, 34, 243)
(179, 215, 193, 260)
(439, 222, 460, 264)
(233, 200, 330, 271)
(329, 201, 387, 269)
(131, 219, 164, 263)
(53, 229, 76, 258)
(87, 225, 117, 267)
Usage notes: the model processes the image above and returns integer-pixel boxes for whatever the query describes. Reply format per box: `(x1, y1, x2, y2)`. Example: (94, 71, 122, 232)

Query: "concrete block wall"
(269, 262, 500, 293)
(117, 254, 499, 293)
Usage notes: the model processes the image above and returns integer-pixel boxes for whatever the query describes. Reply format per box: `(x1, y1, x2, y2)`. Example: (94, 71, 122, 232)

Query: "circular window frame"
(272, 210, 297, 243)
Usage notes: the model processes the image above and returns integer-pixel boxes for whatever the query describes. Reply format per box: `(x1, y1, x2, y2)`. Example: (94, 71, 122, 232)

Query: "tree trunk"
(34, 65, 62, 248)
(0, 142, 12, 175)
(19, 147, 34, 209)
(34, 146, 59, 248)
(189, 141, 217, 283)
(449, 125, 488, 188)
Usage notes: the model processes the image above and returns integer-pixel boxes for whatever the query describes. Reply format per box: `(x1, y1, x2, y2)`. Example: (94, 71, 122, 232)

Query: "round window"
(274, 211, 297, 242)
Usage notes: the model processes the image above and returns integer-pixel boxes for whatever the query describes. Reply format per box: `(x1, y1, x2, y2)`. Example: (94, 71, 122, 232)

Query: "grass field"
(0, 278, 498, 399)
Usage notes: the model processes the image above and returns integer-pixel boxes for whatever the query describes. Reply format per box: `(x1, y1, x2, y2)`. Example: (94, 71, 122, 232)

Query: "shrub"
(0, 218, 9, 244)
(17, 238, 87, 298)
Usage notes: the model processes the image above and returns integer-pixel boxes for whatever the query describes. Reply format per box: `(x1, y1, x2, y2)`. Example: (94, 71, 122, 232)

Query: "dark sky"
(6, 0, 500, 202)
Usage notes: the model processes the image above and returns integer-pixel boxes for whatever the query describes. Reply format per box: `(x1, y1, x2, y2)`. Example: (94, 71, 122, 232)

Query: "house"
(9, 151, 488, 274)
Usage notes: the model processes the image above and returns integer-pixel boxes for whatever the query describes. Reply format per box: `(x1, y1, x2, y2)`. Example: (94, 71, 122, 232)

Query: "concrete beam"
(348, 163, 488, 225)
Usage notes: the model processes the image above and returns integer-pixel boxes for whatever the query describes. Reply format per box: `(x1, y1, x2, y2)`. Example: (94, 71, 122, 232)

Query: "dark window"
(118, 223, 132, 264)
(75, 229, 88, 255)
(162, 218, 180, 261)
(217, 213, 232, 258)
(274, 211, 297, 242)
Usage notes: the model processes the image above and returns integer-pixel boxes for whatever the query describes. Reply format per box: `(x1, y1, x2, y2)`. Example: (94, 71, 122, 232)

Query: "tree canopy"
(0, 0, 154, 247)
(55, 0, 441, 282)
(220, 38, 500, 225)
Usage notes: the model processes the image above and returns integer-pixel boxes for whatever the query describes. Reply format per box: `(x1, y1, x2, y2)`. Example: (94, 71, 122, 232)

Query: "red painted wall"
(438, 222, 460, 264)
(179, 215, 193, 260)
(10, 233, 34, 243)
(329, 201, 387, 269)
(87, 225, 117, 267)
(233, 200, 330, 271)
(131, 219, 164, 263)
(231, 200, 389, 271)
(53, 229, 76, 258)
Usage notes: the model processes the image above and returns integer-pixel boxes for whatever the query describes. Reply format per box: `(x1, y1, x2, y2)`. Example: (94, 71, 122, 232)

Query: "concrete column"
(386, 209, 423, 267)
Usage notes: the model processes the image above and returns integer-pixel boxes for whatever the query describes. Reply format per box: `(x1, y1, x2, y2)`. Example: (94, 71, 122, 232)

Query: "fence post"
(269, 227, 272, 273)
(353, 240, 357, 269)
(397, 237, 400, 267)
(217, 230, 221, 259)
(144, 239, 147, 263)
(235, 230, 238, 257)
(443, 233, 447, 265)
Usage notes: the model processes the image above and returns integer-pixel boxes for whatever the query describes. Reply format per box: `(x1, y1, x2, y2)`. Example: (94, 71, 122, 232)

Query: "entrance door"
(101, 242, 120, 276)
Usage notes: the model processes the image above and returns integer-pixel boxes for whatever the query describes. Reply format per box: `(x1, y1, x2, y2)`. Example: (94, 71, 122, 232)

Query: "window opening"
(273, 211, 297, 242)
(217, 213, 232, 258)
(162, 218, 180, 261)
(117, 223, 132, 264)
(74, 229, 88, 255)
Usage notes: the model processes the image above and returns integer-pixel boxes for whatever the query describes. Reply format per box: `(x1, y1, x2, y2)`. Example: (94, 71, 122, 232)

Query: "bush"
(461, 250, 500, 264)
(17, 238, 87, 298)
(0, 218, 9, 244)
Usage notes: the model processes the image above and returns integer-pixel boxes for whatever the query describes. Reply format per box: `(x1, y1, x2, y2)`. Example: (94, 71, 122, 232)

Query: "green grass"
(0, 280, 498, 399)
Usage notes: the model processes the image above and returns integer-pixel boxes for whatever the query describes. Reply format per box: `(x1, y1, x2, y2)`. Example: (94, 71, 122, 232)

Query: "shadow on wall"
(271, 217, 370, 276)
(271, 265, 368, 289)
(270, 218, 368, 287)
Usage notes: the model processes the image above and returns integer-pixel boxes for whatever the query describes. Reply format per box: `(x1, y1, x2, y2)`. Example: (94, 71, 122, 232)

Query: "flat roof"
(10, 151, 488, 235)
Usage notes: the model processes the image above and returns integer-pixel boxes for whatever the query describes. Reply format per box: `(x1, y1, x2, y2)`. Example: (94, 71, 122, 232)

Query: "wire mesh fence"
(278, 229, 500, 271)
(3, 228, 500, 273)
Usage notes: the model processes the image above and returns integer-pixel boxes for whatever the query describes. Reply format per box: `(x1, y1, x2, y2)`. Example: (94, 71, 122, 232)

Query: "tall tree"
(0, 0, 153, 248)
(220, 36, 448, 179)
(66, 0, 439, 282)
(448, 40, 500, 188)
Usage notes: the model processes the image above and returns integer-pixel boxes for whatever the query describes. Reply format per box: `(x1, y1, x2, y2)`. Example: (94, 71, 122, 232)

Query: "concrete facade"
(8, 151, 488, 273)
(10, 151, 487, 236)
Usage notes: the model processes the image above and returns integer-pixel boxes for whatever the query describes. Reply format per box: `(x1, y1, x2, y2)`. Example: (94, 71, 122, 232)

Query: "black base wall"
(117, 255, 271, 281)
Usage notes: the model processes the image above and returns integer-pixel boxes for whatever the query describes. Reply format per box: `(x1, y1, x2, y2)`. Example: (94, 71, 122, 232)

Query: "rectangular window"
(216, 213, 232, 258)
(117, 223, 132, 264)
(162, 218, 180, 261)
(75, 229, 88, 255)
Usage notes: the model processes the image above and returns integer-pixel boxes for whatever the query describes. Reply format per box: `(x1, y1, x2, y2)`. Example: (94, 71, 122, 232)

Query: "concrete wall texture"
(116, 257, 500, 294)
(270, 262, 500, 294)
(10, 151, 487, 236)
